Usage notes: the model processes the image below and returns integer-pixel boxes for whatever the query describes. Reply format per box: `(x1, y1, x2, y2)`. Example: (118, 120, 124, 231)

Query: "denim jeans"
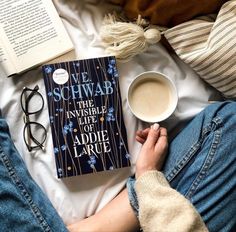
(127, 101, 236, 232)
(0, 112, 68, 231)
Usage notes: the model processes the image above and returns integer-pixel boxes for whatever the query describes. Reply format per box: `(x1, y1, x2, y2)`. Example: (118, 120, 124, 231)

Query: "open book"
(0, 0, 74, 77)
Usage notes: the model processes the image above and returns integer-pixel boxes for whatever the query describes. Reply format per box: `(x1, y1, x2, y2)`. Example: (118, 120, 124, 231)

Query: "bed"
(0, 0, 222, 225)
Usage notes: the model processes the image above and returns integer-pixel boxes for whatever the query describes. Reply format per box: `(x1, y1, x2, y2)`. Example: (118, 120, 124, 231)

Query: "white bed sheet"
(0, 0, 221, 225)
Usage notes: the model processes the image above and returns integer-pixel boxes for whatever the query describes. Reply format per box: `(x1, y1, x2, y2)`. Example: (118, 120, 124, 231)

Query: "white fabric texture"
(164, 0, 236, 99)
(0, 0, 220, 225)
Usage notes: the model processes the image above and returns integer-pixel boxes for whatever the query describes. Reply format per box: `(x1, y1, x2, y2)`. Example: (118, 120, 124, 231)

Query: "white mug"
(127, 71, 178, 123)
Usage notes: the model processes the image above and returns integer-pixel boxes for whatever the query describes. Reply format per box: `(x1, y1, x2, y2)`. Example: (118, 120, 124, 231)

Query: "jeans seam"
(166, 142, 202, 182)
(185, 128, 222, 199)
(166, 116, 223, 184)
(0, 149, 51, 232)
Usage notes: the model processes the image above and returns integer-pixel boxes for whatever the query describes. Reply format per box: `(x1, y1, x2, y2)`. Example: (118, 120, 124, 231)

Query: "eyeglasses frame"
(20, 85, 47, 152)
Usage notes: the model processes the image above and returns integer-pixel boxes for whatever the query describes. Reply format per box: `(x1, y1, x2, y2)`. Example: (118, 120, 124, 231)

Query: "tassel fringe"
(100, 14, 165, 62)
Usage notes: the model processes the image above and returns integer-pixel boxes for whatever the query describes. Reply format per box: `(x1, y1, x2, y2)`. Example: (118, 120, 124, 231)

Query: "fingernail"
(152, 123, 160, 131)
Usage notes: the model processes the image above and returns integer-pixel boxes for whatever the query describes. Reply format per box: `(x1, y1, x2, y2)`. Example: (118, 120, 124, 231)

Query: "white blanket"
(0, 0, 220, 225)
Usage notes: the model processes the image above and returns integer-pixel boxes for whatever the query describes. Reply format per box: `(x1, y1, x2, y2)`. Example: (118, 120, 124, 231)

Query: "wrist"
(136, 167, 157, 179)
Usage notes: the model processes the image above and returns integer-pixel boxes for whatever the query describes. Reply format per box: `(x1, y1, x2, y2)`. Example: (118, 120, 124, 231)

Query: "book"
(0, 0, 73, 77)
(42, 56, 131, 178)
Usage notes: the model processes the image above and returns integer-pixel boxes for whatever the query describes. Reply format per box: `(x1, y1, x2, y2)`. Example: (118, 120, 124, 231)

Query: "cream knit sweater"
(135, 171, 208, 232)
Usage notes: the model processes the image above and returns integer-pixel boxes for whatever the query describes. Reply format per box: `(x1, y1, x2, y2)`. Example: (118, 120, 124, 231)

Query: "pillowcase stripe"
(164, 0, 236, 98)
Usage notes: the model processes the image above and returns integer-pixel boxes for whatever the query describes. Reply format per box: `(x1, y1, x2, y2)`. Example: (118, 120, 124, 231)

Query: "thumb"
(145, 123, 160, 147)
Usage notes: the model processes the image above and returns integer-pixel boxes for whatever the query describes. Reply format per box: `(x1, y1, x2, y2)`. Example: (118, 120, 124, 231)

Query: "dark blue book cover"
(42, 56, 130, 178)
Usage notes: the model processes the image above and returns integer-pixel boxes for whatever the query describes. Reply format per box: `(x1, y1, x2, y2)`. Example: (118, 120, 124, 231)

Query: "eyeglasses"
(20, 85, 47, 152)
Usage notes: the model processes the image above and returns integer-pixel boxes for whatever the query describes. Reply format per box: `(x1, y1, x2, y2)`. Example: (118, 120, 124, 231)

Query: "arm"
(135, 124, 208, 232)
(68, 188, 139, 232)
(68, 124, 207, 232)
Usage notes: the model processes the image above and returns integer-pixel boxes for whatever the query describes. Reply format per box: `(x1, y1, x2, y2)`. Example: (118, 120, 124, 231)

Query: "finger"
(136, 128, 150, 143)
(145, 123, 160, 147)
(135, 135, 146, 144)
(159, 127, 168, 138)
(155, 127, 168, 151)
(136, 128, 150, 139)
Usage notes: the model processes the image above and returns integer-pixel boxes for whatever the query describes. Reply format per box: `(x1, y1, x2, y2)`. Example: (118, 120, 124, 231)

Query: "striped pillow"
(164, 0, 236, 99)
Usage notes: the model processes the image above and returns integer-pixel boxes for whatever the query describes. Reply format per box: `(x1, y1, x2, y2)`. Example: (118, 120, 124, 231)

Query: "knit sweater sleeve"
(135, 170, 208, 232)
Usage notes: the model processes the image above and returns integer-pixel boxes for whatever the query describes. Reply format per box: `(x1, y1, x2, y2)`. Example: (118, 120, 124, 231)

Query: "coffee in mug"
(128, 71, 178, 123)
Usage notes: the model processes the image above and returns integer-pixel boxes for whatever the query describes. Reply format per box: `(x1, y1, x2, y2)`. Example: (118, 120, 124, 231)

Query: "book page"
(0, 27, 17, 76)
(0, 0, 74, 75)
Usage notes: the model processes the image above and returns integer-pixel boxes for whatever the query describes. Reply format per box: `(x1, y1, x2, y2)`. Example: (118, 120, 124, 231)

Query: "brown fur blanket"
(109, 0, 227, 26)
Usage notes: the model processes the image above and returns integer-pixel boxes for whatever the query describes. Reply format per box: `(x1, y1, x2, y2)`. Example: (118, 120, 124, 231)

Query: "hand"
(135, 123, 168, 179)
